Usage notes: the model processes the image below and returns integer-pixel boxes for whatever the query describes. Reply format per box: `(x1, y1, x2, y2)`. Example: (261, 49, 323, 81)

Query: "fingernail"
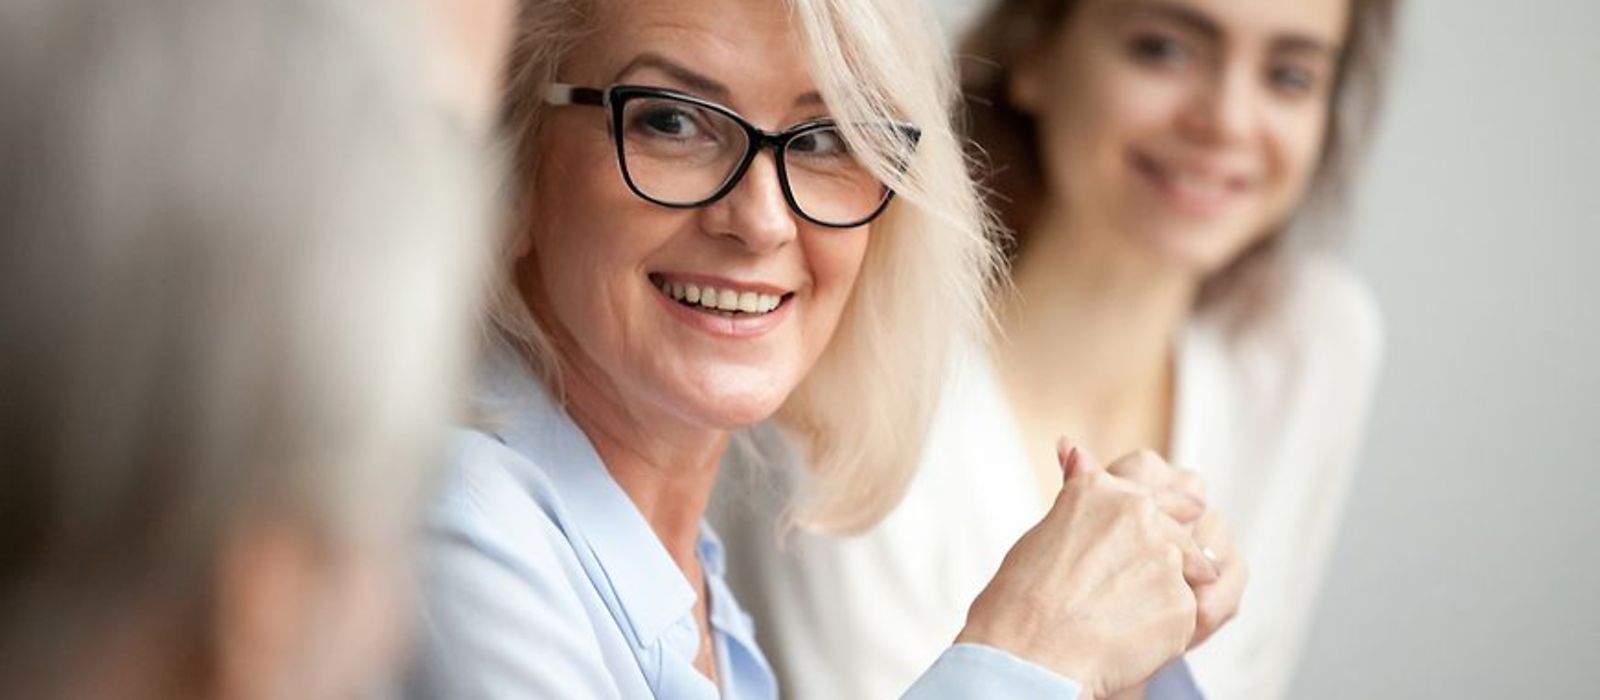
(1057, 439, 1079, 475)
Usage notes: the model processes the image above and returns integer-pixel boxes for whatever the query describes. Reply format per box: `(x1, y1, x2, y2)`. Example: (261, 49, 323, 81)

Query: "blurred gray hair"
(0, 0, 491, 690)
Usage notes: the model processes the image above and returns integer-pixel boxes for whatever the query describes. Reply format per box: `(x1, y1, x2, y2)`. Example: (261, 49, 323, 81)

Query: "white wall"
(928, 0, 1600, 695)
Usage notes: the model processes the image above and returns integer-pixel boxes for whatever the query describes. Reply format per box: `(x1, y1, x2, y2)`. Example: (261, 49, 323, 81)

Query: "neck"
(998, 206, 1198, 456)
(557, 357, 726, 576)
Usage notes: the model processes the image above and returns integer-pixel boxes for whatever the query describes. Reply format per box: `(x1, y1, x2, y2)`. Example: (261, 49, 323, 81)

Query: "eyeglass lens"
(617, 95, 891, 226)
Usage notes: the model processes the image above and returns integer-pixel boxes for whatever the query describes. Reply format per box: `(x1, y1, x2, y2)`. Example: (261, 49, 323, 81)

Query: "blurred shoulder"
(1208, 253, 1386, 383)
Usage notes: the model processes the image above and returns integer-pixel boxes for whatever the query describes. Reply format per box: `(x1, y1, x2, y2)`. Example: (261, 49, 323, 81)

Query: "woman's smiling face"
(518, 0, 873, 432)
(1015, 0, 1350, 274)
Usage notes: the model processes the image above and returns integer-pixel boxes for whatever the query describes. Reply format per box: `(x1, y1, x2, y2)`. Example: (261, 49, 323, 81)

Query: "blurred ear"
(213, 522, 318, 700)
(1006, 46, 1048, 114)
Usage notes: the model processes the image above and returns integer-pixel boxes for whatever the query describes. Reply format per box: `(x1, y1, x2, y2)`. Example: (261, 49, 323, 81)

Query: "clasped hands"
(956, 439, 1249, 700)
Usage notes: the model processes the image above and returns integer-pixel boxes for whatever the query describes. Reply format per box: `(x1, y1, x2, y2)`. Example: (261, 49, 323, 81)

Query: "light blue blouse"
(403, 349, 1198, 699)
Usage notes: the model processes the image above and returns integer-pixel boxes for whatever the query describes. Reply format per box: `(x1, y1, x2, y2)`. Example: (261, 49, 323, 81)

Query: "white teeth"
(1171, 171, 1225, 198)
(656, 277, 786, 315)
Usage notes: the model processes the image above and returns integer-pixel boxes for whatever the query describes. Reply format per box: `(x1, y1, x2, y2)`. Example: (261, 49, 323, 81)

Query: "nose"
(1178, 63, 1258, 146)
(699, 150, 798, 253)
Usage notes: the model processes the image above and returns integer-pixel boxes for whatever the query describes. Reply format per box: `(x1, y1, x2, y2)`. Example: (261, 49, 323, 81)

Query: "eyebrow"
(1117, 0, 1341, 57)
(612, 51, 824, 108)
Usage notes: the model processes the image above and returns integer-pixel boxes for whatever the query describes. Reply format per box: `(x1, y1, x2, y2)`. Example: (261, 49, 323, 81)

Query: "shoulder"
(421, 428, 604, 623)
(1278, 254, 1385, 364)
(410, 430, 620, 697)
(431, 428, 565, 542)
(1209, 253, 1386, 387)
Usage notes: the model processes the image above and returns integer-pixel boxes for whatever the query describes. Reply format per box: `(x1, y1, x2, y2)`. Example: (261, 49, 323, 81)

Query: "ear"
(212, 522, 319, 700)
(1007, 47, 1049, 115)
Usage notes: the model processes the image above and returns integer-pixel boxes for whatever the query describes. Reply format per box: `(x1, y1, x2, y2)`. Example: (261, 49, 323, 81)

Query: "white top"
(711, 254, 1384, 700)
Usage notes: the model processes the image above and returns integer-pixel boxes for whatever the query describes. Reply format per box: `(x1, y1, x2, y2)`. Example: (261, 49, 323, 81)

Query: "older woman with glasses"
(403, 0, 1234, 698)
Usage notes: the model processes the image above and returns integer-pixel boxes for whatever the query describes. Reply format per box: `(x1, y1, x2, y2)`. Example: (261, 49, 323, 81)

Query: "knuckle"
(1174, 469, 1206, 495)
(1130, 448, 1165, 472)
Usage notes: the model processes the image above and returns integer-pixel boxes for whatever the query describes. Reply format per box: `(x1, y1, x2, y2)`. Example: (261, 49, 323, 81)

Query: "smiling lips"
(1132, 150, 1253, 215)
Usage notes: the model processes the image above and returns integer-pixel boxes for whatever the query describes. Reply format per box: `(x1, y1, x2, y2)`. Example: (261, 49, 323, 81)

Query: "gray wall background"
(1295, 1, 1600, 697)
(928, 0, 1600, 696)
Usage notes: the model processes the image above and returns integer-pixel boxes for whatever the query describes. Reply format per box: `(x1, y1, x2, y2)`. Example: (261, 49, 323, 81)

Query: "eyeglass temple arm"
(545, 83, 607, 107)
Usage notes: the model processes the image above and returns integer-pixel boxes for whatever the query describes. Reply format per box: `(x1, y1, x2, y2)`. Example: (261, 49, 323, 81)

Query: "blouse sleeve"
(902, 644, 1083, 699)
(903, 649, 1205, 700)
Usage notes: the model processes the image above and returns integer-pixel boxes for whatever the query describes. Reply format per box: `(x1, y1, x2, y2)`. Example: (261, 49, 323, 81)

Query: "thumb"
(1057, 437, 1105, 479)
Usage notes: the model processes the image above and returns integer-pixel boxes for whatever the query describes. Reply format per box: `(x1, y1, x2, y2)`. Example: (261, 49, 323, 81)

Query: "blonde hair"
(0, 0, 489, 691)
(494, 0, 1001, 533)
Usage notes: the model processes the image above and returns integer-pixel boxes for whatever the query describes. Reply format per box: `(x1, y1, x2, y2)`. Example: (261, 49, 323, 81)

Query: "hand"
(1104, 450, 1247, 649)
(955, 441, 1218, 700)
(1188, 507, 1246, 648)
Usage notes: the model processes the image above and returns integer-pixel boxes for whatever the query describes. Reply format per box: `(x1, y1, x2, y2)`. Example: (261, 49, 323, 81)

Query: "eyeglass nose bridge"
(698, 127, 807, 217)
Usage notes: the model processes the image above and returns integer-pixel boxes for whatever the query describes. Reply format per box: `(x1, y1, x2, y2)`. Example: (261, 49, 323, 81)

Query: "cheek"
(1264, 107, 1332, 206)
(801, 228, 871, 338)
(1040, 58, 1187, 202)
(796, 228, 883, 372)
(527, 134, 655, 337)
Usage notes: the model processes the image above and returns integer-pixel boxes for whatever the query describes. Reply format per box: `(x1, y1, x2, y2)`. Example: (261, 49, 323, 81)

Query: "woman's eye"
(1268, 64, 1319, 96)
(632, 106, 705, 140)
(790, 128, 849, 157)
(1129, 33, 1189, 66)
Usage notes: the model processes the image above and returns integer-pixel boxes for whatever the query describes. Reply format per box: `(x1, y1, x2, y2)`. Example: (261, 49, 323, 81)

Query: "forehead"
(1091, 0, 1351, 49)
(572, 0, 816, 111)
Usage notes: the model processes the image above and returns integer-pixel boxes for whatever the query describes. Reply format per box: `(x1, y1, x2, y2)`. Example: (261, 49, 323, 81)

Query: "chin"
(1126, 210, 1271, 278)
(671, 363, 799, 430)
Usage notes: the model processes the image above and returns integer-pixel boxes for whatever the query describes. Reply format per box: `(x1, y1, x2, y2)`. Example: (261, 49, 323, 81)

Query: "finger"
(1191, 553, 1249, 649)
(1170, 468, 1207, 503)
(1181, 536, 1221, 586)
(1057, 438, 1105, 479)
(1153, 488, 1205, 525)
(1105, 448, 1165, 482)
(1152, 508, 1220, 584)
(1107, 450, 1209, 510)
(1191, 511, 1236, 561)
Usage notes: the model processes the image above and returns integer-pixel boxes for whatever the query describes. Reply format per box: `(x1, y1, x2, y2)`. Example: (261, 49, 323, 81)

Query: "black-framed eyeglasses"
(544, 83, 920, 229)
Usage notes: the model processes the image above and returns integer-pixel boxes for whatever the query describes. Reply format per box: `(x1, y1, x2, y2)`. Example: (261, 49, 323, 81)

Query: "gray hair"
(0, 0, 491, 692)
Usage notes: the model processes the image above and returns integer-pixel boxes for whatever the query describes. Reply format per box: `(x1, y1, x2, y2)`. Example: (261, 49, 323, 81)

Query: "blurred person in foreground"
(714, 0, 1397, 698)
(0, 0, 504, 697)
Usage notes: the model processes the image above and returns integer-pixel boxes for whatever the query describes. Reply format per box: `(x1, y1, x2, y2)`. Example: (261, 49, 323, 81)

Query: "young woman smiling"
(714, 0, 1398, 698)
